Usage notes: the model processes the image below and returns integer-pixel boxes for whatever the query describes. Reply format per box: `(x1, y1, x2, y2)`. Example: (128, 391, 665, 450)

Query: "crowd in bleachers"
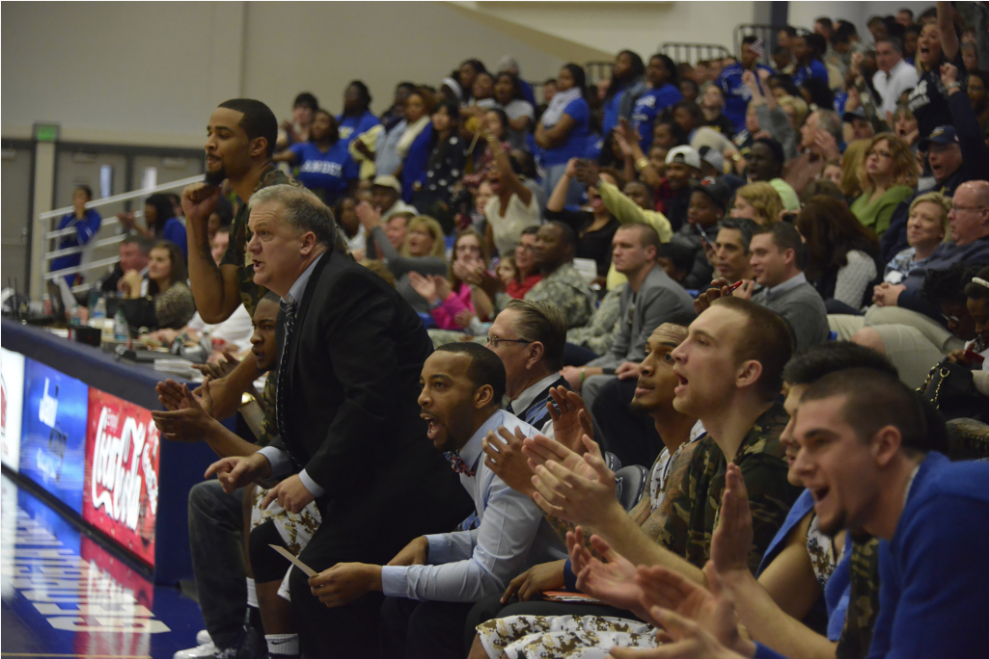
(133, 3, 989, 659)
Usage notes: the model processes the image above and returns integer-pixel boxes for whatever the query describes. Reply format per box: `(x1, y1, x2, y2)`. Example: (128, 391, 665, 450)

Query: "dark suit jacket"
(273, 250, 469, 544)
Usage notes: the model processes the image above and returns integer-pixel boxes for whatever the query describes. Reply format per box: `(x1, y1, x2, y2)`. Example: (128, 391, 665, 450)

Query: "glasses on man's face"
(950, 205, 987, 214)
(486, 336, 533, 349)
(942, 313, 961, 324)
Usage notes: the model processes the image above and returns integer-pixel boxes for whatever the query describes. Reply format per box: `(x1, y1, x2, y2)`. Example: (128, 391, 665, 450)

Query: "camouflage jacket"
(220, 165, 350, 316)
(496, 262, 595, 329)
(566, 284, 624, 355)
(836, 536, 881, 659)
(658, 403, 803, 573)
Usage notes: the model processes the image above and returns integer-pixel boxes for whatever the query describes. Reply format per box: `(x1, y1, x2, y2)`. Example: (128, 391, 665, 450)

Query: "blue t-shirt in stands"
(792, 60, 829, 88)
(51, 209, 102, 284)
(520, 79, 537, 107)
(631, 84, 683, 151)
(401, 123, 434, 203)
(290, 141, 358, 204)
(718, 63, 774, 133)
(337, 110, 380, 146)
(543, 97, 590, 167)
(160, 217, 188, 261)
(602, 91, 623, 137)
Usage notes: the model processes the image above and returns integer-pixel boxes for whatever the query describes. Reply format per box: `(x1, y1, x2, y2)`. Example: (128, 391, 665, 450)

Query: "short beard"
(204, 167, 227, 187)
(629, 399, 654, 415)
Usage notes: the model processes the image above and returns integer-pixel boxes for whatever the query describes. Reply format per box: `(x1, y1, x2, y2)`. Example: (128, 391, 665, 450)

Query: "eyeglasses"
(486, 336, 532, 349)
(942, 313, 961, 324)
(950, 205, 988, 213)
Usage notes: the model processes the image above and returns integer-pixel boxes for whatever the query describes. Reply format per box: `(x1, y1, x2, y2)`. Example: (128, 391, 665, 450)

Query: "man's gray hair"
(719, 216, 759, 253)
(815, 110, 843, 143)
(248, 184, 337, 248)
(503, 300, 567, 370)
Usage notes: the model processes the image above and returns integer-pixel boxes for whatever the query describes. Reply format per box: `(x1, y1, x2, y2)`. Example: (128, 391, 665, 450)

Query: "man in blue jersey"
(718, 36, 774, 134)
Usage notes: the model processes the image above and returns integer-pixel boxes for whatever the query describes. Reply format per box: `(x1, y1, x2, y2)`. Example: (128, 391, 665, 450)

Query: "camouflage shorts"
(475, 615, 656, 659)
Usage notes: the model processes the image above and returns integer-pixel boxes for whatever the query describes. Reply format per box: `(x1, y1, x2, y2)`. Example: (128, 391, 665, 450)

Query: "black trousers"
(591, 376, 662, 469)
(463, 593, 646, 650)
(380, 597, 476, 659)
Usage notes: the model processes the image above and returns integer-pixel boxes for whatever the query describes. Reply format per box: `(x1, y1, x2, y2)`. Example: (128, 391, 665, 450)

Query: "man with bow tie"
(204, 184, 469, 659)
(306, 343, 565, 659)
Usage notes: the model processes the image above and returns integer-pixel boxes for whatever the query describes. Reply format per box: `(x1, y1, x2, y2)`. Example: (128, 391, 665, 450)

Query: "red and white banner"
(83, 389, 160, 567)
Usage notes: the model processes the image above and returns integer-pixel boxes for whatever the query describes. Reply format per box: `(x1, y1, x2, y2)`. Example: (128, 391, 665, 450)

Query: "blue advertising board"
(18, 358, 89, 513)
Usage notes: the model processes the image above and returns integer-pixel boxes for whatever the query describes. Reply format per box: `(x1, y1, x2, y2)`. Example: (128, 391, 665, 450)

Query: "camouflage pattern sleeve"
(640, 440, 701, 545)
(567, 284, 625, 355)
(836, 537, 881, 659)
(255, 372, 279, 448)
(656, 437, 712, 562)
(525, 264, 595, 329)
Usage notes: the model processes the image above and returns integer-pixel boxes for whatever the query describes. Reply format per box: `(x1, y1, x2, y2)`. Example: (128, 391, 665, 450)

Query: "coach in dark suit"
(206, 184, 470, 659)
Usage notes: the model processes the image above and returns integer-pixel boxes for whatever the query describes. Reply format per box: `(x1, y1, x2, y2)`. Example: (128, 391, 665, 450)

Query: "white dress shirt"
(380, 409, 566, 602)
(872, 59, 920, 116)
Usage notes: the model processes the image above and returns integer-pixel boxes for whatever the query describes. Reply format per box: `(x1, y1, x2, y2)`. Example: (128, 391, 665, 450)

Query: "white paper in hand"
(270, 544, 316, 577)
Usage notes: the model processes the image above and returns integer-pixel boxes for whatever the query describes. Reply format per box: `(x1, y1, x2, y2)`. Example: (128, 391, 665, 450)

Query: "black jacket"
(271, 250, 469, 527)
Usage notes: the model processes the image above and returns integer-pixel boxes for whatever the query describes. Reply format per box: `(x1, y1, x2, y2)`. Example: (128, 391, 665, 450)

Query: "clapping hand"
(567, 527, 646, 615)
(709, 464, 753, 576)
(524, 434, 618, 527)
(483, 425, 536, 497)
(546, 387, 595, 454)
(408, 271, 440, 304)
(152, 380, 217, 442)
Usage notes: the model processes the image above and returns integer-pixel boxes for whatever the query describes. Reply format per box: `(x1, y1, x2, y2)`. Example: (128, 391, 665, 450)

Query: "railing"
(659, 42, 731, 66)
(41, 174, 203, 291)
(584, 61, 613, 86)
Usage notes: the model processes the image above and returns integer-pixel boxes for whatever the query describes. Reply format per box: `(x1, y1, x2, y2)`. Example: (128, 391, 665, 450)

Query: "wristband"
(579, 368, 587, 386)
(945, 82, 960, 91)
(635, 157, 650, 172)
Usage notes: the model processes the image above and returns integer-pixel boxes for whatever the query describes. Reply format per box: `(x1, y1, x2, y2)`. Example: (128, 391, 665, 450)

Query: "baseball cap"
(919, 125, 959, 150)
(690, 177, 732, 211)
(372, 175, 402, 194)
(666, 145, 702, 170)
(842, 107, 868, 123)
(698, 145, 724, 173)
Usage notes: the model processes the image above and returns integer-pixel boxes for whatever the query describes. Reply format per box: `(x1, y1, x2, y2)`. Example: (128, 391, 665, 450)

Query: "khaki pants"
(828, 306, 964, 389)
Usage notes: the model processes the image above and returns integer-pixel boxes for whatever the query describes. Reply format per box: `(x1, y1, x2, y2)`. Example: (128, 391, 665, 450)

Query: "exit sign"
(33, 123, 60, 142)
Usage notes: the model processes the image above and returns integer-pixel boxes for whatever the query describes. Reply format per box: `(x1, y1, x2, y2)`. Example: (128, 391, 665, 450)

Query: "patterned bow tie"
(444, 451, 476, 477)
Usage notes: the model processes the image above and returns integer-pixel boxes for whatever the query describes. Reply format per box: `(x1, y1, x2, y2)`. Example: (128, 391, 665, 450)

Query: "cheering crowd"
(129, 2, 989, 659)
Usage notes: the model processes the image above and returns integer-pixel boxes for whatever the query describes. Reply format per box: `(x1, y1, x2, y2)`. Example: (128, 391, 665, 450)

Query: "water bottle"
(90, 296, 106, 327)
(113, 308, 128, 341)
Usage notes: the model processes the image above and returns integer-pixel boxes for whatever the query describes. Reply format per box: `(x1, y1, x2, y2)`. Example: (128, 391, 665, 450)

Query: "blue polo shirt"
(290, 141, 358, 204)
(631, 84, 683, 151)
(337, 110, 380, 146)
(718, 63, 774, 133)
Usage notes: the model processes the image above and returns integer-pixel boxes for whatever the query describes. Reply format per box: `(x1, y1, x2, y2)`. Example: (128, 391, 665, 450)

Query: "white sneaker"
(173, 641, 216, 659)
(196, 630, 212, 646)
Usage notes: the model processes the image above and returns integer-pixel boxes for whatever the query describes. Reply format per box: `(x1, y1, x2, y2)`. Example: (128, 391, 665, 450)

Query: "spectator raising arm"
(182, 183, 243, 324)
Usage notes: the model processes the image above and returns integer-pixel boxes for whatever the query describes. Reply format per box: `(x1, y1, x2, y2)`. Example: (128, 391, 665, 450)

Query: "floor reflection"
(1, 473, 202, 658)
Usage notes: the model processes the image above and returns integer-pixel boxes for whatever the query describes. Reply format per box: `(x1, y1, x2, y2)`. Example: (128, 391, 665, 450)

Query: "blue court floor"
(1, 472, 205, 659)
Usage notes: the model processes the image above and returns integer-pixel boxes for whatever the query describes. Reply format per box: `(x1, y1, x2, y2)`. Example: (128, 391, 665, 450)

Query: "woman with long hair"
(273, 109, 358, 205)
(630, 54, 682, 151)
(122, 193, 187, 260)
(795, 195, 882, 311)
(602, 50, 647, 136)
(396, 87, 435, 204)
(535, 63, 591, 206)
(906, 7, 964, 138)
(337, 80, 380, 145)
(850, 132, 918, 236)
(409, 229, 493, 331)
(358, 205, 448, 315)
(120, 240, 195, 330)
(492, 71, 536, 147)
(413, 99, 467, 232)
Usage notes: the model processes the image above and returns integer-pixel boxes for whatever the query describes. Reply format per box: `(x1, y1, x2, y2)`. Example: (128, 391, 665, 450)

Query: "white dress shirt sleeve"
(379, 480, 545, 602)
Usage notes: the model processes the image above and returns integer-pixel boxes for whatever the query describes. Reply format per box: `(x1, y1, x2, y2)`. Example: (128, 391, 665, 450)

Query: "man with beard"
(304, 343, 563, 659)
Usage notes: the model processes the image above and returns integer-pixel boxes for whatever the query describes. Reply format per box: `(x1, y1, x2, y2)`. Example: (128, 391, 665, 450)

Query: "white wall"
(3, 1, 764, 149)
(1, 1, 243, 147)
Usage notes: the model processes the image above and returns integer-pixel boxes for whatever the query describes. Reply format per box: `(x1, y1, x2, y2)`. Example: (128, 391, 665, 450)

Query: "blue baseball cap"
(919, 125, 959, 150)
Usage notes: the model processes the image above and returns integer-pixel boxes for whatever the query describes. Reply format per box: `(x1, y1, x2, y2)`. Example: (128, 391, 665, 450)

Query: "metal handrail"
(44, 234, 127, 261)
(38, 174, 202, 222)
(46, 214, 126, 239)
(44, 256, 121, 280)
